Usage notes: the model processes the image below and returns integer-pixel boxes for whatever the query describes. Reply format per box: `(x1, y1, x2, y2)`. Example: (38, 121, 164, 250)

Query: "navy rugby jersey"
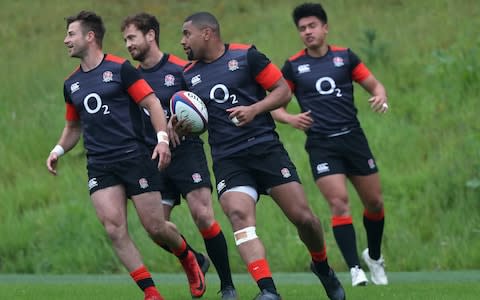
(282, 46, 371, 137)
(139, 53, 202, 148)
(183, 44, 282, 160)
(63, 54, 153, 163)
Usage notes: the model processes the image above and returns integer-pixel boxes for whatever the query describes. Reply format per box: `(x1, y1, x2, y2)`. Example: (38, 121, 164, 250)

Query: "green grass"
(0, 0, 479, 274)
(1, 271, 480, 299)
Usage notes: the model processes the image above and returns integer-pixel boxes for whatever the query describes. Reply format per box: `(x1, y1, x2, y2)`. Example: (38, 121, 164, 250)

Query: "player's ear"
(86, 30, 96, 42)
(147, 29, 155, 43)
(202, 27, 212, 41)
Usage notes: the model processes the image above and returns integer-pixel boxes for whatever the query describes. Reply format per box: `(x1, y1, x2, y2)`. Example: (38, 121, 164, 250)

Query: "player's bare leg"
(186, 187, 237, 298)
(350, 173, 387, 285)
(220, 191, 279, 299)
(160, 202, 211, 291)
(270, 182, 345, 300)
(133, 191, 206, 298)
(91, 185, 164, 299)
(316, 174, 368, 286)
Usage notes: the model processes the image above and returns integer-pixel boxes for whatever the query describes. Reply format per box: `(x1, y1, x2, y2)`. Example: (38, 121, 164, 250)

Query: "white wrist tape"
(234, 226, 258, 246)
(156, 131, 169, 145)
(51, 145, 65, 157)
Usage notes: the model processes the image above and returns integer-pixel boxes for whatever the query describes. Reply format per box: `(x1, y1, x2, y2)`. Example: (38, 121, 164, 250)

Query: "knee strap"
(234, 226, 258, 246)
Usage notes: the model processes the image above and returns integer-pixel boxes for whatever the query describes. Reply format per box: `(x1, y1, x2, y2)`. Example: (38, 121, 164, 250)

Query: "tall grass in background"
(0, 0, 478, 274)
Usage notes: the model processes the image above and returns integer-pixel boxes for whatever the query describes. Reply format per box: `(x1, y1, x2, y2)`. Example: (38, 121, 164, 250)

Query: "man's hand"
(46, 152, 60, 175)
(151, 142, 171, 170)
(287, 110, 313, 131)
(167, 115, 192, 147)
(226, 105, 259, 126)
(368, 95, 389, 113)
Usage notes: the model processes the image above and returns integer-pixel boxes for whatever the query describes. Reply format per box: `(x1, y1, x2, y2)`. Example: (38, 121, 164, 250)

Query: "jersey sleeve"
(63, 84, 79, 121)
(247, 47, 283, 90)
(281, 60, 296, 92)
(348, 49, 371, 82)
(120, 60, 154, 103)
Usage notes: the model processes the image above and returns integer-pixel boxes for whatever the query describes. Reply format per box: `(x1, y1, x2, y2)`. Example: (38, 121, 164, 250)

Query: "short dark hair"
(293, 3, 328, 26)
(66, 10, 105, 47)
(184, 12, 220, 36)
(121, 13, 160, 46)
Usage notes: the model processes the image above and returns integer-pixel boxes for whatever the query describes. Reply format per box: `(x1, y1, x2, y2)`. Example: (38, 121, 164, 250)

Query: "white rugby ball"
(170, 91, 208, 134)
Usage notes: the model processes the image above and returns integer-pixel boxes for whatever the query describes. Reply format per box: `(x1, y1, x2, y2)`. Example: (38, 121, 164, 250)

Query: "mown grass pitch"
(1, 271, 479, 299)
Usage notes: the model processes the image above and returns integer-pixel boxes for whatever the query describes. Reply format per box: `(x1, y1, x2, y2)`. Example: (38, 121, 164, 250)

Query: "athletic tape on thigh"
(234, 226, 258, 245)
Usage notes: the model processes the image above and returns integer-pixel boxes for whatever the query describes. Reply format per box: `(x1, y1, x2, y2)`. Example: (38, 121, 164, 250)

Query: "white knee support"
(234, 226, 258, 246)
(225, 186, 259, 202)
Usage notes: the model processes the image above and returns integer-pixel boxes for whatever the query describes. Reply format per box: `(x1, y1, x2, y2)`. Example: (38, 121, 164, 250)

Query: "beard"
(186, 48, 196, 61)
(130, 46, 148, 62)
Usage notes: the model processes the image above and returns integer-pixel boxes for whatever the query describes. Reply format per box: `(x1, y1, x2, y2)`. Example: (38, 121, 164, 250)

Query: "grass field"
(2, 271, 479, 299)
(1, 0, 479, 279)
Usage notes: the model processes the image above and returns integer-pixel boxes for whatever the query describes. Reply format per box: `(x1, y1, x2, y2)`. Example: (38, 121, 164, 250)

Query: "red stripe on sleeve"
(255, 63, 283, 90)
(127, 79, 154, 103)
(352, 62, 371, 82)
(65, 102, 79, 121)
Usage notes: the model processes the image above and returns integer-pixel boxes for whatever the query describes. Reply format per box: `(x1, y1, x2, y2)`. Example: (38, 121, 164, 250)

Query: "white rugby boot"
(362, 248, 388, 285)
(350, 265, 368, 286)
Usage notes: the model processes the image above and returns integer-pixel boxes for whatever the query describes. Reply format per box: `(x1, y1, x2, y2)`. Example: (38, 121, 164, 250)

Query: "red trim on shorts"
(363, 208, 384, 221)
(200, 221, 221, 239)
(247, 258, 272, 282)
(352, 63, 371, 82)
(255, 63, 282, 90)
(65, 102, 79, 121)
(310, 245, 327, 262)
(130, 265, 152, 281)
(331, 215, 353, 227)
(127, 79, 154, 103)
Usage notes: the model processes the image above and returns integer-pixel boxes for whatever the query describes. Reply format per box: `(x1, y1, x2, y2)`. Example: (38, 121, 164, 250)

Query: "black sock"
(159, 235, 197, 261)
(257, 277, 277, 294)
(333, 223, 361, 268)
(313, 258, 331, 276)
(204, 231, 234, 289)
(363, 215, 384, 260)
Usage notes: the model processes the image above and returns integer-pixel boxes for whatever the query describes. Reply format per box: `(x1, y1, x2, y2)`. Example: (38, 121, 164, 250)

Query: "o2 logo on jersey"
(83, 93, 110, 115)
(209, 84, 238, 104)
(315, 76, 342, 97)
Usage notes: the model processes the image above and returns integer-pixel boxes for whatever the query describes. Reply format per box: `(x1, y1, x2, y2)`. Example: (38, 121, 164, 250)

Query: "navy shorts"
(306, 128, 378, 180)
(87, 154, 161, 198)
(212, 140, 300, 198)
(155, 141, 212, 206)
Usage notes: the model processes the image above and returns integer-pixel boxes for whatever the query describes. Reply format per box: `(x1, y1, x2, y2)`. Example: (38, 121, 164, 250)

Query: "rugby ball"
(170, 91, 208, 134)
